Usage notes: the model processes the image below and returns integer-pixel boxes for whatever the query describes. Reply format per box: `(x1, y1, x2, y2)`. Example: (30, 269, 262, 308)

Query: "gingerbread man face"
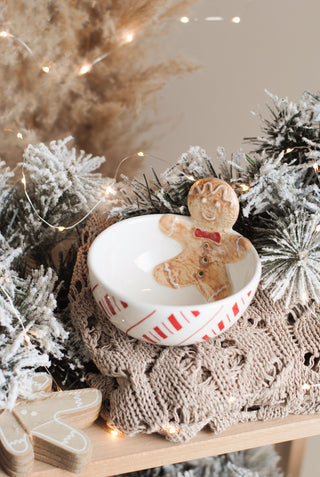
(188, 177, 239, 232)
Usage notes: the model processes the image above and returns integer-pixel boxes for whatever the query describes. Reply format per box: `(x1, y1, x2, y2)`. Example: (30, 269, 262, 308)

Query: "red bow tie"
(195, 228, 221, 243)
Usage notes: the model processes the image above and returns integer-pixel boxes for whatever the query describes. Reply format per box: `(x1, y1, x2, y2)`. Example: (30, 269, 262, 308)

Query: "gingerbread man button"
(153, 177, 252, 302)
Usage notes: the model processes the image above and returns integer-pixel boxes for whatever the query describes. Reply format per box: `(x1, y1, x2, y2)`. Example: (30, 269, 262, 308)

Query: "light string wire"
(20, 150, 162, 233)
(21, 165, 105, 232)
(0, 26, 134, 76)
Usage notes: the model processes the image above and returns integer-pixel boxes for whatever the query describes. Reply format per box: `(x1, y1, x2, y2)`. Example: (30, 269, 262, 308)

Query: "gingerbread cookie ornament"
(153, 177, 252, 302)
(0, 373, 102, 477)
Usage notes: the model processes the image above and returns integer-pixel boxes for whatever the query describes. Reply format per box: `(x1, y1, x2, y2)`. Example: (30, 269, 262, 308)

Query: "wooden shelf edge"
(1, 414, 320, 477)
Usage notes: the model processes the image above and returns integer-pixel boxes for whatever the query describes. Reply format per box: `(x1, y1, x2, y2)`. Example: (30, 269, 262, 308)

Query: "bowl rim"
(88, 214, 262, 310)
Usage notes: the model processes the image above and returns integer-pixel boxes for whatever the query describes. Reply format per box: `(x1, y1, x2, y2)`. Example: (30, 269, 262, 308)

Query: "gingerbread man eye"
(203, 242, 209, 249)
(201, 198, 207, 204)
(198, 271, 204, 278)
(201, 257, 208, 264)
(215, 201, 221, 208)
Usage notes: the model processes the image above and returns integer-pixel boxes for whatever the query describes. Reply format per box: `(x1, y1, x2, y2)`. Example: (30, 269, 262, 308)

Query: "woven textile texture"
(69, 214, 320, 442)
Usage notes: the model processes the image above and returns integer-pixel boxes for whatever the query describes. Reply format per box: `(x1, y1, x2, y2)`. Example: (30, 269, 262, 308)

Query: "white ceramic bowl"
(88, 214, 261, 346)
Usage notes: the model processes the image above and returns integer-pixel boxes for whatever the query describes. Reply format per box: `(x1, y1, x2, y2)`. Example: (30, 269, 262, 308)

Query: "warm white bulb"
(124, 32, 134, 43)
(240, 184, 250, 192)
(109, 428, 120, 437)
(137, 151, 144, 157)
(16, 132, 23, 139)
(105, 185, 117, 196)
(313, 162, 319, 173)
(0, 31, 9, 38)
(162, 424, 179, 435)
(24, 334, 31, 345)
(57, 226, 66, 232)
(231, 16, 241, 24)
(79, 63, 92, 75)
(286, 147, 294, 154)
(180, 16, 190, 23)
(21, 177, 26, 185)
(302, 383, 311, 391)
(42, 66, 50, 73)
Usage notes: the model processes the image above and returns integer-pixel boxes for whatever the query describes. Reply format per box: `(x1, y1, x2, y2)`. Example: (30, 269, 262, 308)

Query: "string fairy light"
(1, 26, 135, 77)
(15, 146, 165, 233)
(179, 16, 238, 23)
(161, 423, 180, 435)
(232, 182, 251, 194)
(0, 30, 34, 56)
(78, 29, 135, 76)
(301, 382, 320, 391)
(106, 425, 125, 438)
(113, 150, 168, 182)
(20, 167, 106, 232)
(227, 395, 236, 404)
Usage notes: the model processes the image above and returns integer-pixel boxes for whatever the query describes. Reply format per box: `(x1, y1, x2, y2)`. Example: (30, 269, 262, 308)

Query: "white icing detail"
(168, 216, 177, 237)
(63, 429, 76, 445)
(0, 426, 30, 454)
(31, 389, 100, 452)
(32, 374, 51, 391)
(236, 236, 242, 257)
(201, 197, 207, 203)
(208, 285, 227, 302)
(215, 201, 220, 208)
(21, 409, 27, 415)
(32, 423, 88, 452)
(74, 394, 83, 408)
(201, 211, 215, 221)
(191, 182, 234, 206)
(164, 262, 179, 288)
(31, 411, 38, 417)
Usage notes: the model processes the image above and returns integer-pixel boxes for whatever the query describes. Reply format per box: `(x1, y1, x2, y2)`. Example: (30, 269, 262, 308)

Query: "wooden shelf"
(1, 414, 320, 477)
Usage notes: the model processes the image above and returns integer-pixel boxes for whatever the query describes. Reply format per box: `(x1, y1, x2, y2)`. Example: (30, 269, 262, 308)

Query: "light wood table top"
(1, 414, 319, 477)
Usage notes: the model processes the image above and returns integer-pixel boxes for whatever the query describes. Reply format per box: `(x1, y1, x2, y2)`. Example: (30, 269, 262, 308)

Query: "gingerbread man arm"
(158, 215, 194, 247)
(206, 234, 251, 263)
(153, 251, 195, 289)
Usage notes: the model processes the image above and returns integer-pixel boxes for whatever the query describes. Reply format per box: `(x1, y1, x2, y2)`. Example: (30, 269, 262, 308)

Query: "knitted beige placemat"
(69, 214, 320, 442)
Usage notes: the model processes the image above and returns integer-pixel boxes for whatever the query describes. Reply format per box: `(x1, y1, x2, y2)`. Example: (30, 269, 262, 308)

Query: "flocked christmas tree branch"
(0, 89, 320, 409)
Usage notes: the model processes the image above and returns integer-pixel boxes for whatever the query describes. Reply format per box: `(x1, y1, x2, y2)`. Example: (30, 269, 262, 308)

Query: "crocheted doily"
(69, 214, 320, 442)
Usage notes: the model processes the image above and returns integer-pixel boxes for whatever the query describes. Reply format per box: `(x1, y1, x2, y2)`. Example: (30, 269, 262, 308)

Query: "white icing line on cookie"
(74, 394, 83, 408)
(31, 389, 100, 452)
(0, 427, 30, 454)
(236, 236, 242, 257)
(208, 285, 227, 302)
(192, 183, 234, 206)
(168, 216, 177, 237)
(62, 429, 77, 445)
(32, 373, 51, 392)
(32, 422, 88, 453)
(164, 263, 179, 288)
(201, 211, 215, 221)
(214, 185, 234, 206)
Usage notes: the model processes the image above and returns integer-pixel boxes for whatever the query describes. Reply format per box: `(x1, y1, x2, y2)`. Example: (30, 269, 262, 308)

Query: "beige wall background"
(143, 0, 320, 168)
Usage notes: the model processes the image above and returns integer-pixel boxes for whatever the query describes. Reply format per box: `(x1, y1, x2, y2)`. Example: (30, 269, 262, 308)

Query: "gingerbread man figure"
(153, 177, 252, 302)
